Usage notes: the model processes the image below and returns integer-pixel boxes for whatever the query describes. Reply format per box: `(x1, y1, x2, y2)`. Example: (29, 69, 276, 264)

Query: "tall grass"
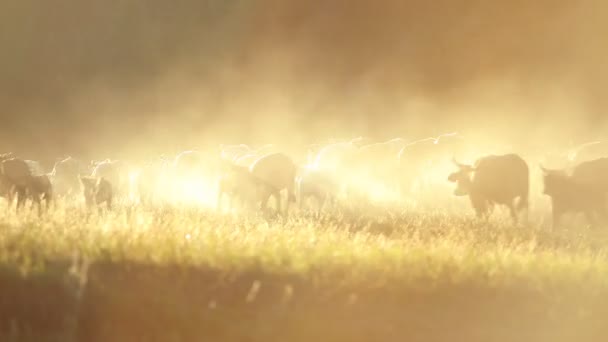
(1, 200, 607, 341)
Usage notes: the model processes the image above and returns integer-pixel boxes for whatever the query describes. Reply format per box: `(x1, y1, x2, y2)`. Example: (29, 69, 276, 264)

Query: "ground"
(0, 201, 607, 342)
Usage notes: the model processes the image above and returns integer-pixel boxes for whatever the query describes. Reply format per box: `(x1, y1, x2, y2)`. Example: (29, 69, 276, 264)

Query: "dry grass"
(1, 199, 608, 342)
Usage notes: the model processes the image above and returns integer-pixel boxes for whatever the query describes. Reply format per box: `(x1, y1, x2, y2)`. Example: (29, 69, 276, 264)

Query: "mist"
(1, 0, 607, 161)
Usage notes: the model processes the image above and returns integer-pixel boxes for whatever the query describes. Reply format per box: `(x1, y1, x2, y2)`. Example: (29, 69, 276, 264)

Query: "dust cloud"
(0, 0, 607, 161)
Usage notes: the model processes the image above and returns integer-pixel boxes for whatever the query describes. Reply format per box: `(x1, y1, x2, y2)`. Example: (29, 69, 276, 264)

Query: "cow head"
(448, 158, 475, 196)
(540, 165, 568, 196)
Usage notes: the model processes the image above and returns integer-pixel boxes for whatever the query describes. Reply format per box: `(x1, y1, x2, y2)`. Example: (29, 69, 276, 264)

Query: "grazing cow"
(0, 153, 14, 196)
(0, 157, 53, 211)
(296, 167, 339, 213)
(80, 177, 113, 210)
(542, 157, 608, 228)
(249, 153, 297, 217)
(448, 154, 529, 222)
(91, 160, 130, 197)
(51, 157, 83, 196)
(24, 160, 45, 176)
(29, 174, 54, 210)
(216, 164, 257, 212)
(1, 157, 34, 209)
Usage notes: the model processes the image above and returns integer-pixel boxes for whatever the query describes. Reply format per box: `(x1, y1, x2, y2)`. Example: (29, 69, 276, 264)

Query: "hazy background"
(1, 0, 607, 160)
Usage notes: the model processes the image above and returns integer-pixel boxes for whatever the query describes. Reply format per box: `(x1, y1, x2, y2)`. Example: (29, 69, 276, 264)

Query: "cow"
(0, 157, 53, 211)
(51, 156, 84, 196)
(80, 177, 113, 210)
(29, 174, 54, 212)
(24, 160, 45, 176)
(216, 164, 257, 213)
(542, 157, 608, 228)
(448, 154, 529, 223)
(91, 160, 130, 197)
(1, 157, 34, 210)
(296, 167, 340, 214)
(249, 153, 297, 217)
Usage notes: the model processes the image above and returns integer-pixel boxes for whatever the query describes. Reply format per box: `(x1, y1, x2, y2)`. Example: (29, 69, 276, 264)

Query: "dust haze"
(1, 0, 607, 161)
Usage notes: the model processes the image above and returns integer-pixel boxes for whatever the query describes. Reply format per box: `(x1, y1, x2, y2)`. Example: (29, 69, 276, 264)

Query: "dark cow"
(1, 158, 34, 209)
(91, 160, 130, 197)
(448, 154, 529, 223)
(51, 157, 83, 196)
(249, 153, 297, 217)
(29, 174, 54, 211)
(0, 157, 53, 211)
(542, 157, 608, 228)
(80, 177, 113, 210)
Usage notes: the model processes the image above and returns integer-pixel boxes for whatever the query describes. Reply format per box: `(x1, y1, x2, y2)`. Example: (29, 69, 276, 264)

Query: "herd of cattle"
(1, 134, 608, 227)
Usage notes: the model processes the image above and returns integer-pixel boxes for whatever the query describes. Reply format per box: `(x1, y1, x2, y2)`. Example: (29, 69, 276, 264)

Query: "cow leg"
(32, 193, 42, 217)
(273, 191, 282, 216)
(15, 187, 27, 212)
(551, 202, 562, 230)
(5, 188, 15, 213)
(259, 190, 271, 214)
(508, 203, 519, 225)
(45, 193, 53, 212)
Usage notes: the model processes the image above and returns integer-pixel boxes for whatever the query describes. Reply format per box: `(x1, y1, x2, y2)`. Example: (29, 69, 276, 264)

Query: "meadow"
(1, 199, 608, 342)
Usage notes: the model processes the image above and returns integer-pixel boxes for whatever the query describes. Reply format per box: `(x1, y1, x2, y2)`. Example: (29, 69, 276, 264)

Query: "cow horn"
(452, 157, 468, 168)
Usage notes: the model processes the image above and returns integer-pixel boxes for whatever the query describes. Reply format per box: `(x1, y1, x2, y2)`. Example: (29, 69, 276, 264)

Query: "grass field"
(1, 200, 608, 342)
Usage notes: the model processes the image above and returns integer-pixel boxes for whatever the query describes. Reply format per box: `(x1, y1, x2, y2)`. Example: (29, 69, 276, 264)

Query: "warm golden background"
(1, 0, 606, 159)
